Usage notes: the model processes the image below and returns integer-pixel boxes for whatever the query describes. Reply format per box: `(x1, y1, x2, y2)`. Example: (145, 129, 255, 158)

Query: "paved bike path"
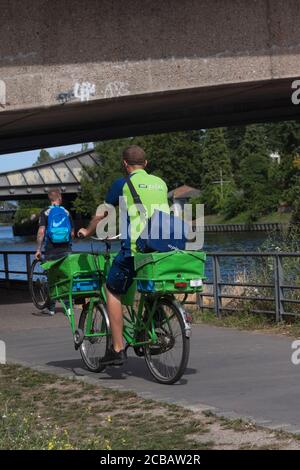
(1, 291, 300, 433)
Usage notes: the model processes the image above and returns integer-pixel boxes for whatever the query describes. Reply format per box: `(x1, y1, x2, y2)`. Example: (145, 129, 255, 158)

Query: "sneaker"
(100, 346, 127, 366)
(42, 308, 55, 316)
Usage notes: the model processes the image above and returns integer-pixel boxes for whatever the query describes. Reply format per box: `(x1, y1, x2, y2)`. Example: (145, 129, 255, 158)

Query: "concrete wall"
(1, 0, 300, 111)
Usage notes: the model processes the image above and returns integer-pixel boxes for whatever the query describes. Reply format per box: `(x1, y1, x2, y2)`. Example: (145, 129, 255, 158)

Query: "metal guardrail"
(1, 250, 300, 321)
(0, 250, 33, 285)
(195, 252, 300, 321)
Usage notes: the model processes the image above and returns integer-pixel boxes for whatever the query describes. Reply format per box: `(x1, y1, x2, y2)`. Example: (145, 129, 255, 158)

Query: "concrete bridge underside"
(1, 0, 300, 154)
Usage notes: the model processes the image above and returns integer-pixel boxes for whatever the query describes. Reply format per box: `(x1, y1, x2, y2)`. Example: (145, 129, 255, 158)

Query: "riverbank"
(205, 212, 291, 225)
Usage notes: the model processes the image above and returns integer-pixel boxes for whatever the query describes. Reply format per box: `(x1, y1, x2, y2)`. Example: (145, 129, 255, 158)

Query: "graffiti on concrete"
(0, 79, 6, 108)
(57, 82, 96, 104)
(104, 81, 129, 98)
(73, 82, 96, 102)
(57, 89, 74, 104)
(57, 80, 130, 104)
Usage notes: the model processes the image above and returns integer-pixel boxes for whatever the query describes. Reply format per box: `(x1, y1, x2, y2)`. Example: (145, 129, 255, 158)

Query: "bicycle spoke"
(80, 304, 110, 372)
(144, 299, 189, 384)
(30, 259, 49, 310)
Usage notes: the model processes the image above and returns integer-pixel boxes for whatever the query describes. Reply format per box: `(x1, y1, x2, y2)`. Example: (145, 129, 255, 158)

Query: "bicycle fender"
(172, 299, 192, 339)
(98, 303, 111, 330)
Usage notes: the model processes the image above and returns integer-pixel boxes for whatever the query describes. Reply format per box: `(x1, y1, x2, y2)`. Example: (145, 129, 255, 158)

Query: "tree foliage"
(33, 149, 52, 166)
(73, 121, 300, 222)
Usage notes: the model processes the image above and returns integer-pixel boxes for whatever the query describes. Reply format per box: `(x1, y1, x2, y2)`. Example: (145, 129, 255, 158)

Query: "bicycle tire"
(29, 258, 49, 310)
(143, 297, 190, 385)
(79, 302, 111, 373)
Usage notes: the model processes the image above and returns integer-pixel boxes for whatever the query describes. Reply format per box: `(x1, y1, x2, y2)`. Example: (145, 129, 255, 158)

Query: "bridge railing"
(1, 250, 300, 321)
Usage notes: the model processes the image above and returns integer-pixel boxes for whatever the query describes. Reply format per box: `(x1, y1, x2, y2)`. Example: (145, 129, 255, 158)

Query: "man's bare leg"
(105, 288, 124, 352)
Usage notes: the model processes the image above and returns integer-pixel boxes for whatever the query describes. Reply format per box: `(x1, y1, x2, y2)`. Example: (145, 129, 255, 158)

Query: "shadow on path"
(47, 357, 197, 386)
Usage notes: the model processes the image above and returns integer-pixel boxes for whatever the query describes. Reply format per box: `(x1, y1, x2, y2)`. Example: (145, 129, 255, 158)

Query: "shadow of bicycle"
(47, 355, 197, 386)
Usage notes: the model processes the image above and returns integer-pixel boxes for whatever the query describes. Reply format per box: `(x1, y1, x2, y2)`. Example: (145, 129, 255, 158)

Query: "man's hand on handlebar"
(77, 228, 88, 239)
(35, 250, 42, 260)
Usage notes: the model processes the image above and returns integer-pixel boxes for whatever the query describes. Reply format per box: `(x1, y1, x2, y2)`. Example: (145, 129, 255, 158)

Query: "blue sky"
(0, 143, 92, 173)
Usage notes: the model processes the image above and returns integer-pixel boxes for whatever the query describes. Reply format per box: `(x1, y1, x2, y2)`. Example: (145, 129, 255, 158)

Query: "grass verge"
(1, 364, 300, 450)
(193, 309, 300, 337)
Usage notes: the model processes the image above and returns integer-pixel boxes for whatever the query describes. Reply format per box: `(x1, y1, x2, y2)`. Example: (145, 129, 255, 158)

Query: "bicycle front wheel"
(79, 302, 111, 373)
(29, 259, 49, 310)
(144, 297, 190, 385)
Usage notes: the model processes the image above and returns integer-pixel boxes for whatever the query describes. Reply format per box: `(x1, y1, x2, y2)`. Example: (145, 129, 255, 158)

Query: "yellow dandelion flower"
(104, 439, 112, 450)
(48, 441, 55, 450)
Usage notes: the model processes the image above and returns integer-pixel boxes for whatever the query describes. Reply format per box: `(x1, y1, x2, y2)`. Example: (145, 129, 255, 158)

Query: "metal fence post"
(26, 253, 31, 282)
(212, 254, 221, 317)
(196, 291, 203, 311)
(3, 252, 10, 288)
(278, 255, 284, 321)
(274, 254, 284, 322)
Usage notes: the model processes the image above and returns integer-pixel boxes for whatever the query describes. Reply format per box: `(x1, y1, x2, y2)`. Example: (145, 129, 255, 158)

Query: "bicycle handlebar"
(91, 234, 121, 242)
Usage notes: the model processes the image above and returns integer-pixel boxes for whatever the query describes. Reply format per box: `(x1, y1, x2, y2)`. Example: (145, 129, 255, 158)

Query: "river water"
(0, 225, 269, 282)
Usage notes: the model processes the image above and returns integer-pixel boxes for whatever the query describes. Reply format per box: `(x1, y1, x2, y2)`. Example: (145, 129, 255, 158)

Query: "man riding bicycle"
(78, 145, 169, 366)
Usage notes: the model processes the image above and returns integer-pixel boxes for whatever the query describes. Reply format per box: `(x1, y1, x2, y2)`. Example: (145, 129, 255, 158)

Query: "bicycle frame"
(56, 249, 176, 348)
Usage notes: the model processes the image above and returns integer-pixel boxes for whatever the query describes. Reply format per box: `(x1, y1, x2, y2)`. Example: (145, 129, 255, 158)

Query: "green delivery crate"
(42, 253, 102, 300)
(134, 250, 206, 293)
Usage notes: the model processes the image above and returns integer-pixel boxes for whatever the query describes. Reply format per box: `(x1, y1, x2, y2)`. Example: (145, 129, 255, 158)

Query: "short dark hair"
(122, 145, 146, 166)
(48, 188, 62, 202)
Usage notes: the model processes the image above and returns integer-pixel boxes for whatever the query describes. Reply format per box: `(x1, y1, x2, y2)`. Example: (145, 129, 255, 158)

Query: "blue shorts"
(106, 251, 136, 296)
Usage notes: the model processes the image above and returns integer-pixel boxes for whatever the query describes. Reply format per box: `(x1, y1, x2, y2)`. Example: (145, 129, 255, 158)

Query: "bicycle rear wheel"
(144, 297, 190, 385)
(79, 302, 111, 372)
(29, 259, 49, 310)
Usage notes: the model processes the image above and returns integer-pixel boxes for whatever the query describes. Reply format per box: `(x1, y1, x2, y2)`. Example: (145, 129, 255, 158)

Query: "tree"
(74, 131, 205, 215)
(34, 149, 52, 165)
(134, 131, 204, 189)
(224, 125, 246, 175)
(81, 143, 89, 152)
(263, 121, 300, 155)
(200, 128, 234, 214)
(73, 139, 130, 215)
(238, 124, 276, 220)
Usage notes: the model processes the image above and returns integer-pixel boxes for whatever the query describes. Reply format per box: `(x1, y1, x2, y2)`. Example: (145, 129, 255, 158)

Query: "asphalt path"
(1, 289, 300, 433)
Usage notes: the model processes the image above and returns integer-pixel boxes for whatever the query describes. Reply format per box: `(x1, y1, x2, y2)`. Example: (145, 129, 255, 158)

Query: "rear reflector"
(174, 282, 188, 288)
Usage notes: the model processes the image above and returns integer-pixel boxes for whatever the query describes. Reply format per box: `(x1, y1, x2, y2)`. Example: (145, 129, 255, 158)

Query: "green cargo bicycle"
(41, 240, 206, 384)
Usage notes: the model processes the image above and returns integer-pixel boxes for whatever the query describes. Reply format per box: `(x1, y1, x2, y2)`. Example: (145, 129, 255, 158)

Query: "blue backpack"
(47, 205, 71, 244)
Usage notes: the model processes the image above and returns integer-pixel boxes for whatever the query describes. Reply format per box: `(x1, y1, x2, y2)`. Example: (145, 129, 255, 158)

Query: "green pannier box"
(134, 250, 206, 293)
(42, 253, 101, 300)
